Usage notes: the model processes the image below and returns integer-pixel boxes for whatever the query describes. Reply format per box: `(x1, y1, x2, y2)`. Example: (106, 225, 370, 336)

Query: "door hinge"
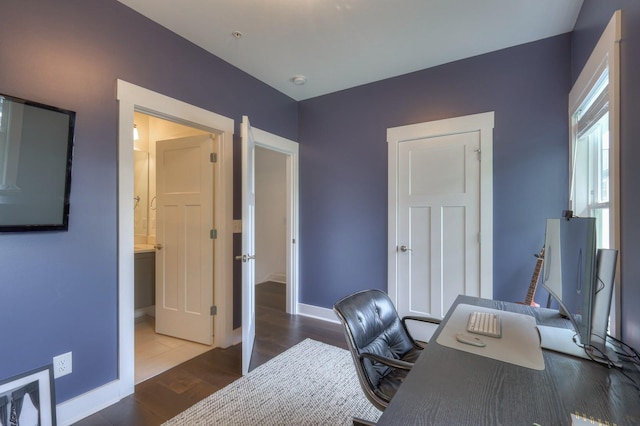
(210, 229, 217, 239)
(292, 238, 296, 244)
(478, 232, 481, 244)
(210, 305, 217, 316)
(475, 148, 481, 161)
(210, 153, 217, 163)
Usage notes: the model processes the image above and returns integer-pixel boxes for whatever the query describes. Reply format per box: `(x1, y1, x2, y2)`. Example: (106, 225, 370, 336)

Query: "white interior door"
(388, 113, 494, 339)
(155, 134, 214, 345)
(399, 133, 480, 318)
(240, 116, 256, 375)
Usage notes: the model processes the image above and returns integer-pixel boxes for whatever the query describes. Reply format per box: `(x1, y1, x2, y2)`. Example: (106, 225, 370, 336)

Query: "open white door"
(240, 116, 256, 375)
(155, 134, 214, 345)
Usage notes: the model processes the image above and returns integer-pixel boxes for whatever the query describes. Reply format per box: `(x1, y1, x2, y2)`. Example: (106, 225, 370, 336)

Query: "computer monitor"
(542, 217, 597, 347)
(539, 217, 619, 364)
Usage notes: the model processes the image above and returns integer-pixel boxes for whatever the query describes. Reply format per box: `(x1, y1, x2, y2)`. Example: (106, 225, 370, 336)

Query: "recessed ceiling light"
(291, 75, 307, 86)
(232, 31, 243, 39)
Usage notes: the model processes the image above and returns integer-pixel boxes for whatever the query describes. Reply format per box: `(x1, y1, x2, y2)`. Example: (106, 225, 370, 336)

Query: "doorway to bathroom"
(133, 111, 215, 383)
(117, 80, 299, 399)
(118, 80, 235, 398)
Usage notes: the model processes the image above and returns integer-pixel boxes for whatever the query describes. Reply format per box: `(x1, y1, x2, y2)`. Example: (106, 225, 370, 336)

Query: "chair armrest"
(402, 315, 441, 326)
(360, 352, 413, 371)
(401, 315, 441, 347)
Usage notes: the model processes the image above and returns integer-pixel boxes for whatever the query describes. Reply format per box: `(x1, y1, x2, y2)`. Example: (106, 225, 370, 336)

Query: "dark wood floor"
(73, 282, 347, 425)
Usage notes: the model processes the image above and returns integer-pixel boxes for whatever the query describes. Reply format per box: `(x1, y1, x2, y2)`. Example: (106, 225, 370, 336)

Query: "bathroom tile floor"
(135, 315, 212, 384)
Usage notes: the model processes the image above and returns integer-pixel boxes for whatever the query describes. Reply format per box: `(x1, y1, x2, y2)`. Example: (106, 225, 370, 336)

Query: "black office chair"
(333, 289, 441, 412)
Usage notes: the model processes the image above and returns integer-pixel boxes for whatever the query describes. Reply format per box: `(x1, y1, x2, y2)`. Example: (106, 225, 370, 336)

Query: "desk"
(376, 295, 640, 425)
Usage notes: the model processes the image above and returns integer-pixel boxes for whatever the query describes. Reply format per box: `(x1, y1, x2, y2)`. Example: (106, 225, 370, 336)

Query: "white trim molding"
(56, 381, 120, 426)
(387, 112, 495, 307)
(297, 303, 340, 324)
(56, 80, 236, 426)
(568, 10, 621, 336)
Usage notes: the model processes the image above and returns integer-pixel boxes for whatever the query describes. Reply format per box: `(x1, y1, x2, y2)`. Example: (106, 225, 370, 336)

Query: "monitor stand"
(590, 249, 617, 354)
(537, 326, 621, 367)
(538, 249, 620, 367)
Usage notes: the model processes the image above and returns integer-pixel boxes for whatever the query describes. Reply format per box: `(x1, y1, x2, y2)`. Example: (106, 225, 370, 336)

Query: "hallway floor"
(135, 315, 211, 384)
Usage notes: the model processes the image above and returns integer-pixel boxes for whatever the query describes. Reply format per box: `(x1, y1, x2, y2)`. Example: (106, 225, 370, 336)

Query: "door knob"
(399, 245, 412, 252)
(235, 254, 256, 262)
(155, 243, 163, 250)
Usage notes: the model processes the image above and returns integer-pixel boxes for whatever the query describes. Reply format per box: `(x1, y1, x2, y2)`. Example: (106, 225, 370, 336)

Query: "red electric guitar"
(519, 247, 544, 307)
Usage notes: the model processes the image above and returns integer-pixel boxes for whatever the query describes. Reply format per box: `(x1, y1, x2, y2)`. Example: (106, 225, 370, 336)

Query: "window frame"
(568, 10, 621, 336)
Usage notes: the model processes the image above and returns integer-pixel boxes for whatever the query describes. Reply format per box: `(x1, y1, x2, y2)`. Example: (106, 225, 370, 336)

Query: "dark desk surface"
(376, 295, 640, 425)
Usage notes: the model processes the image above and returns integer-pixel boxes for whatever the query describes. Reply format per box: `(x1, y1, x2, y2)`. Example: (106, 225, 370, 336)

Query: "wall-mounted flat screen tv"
(0, 93, 75, 232)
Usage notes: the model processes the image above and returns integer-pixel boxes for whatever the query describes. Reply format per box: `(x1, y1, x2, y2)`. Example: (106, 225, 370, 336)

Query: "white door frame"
(387, 112, 494, 306)
(251, 126, 299, 315)
(116, 80, 234, 397)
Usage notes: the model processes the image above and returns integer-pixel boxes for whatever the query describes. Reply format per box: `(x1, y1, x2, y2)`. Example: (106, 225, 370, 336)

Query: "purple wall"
(571, 0, 640, 348)
(2, 0, 637, 409)
(0, 0, 296, 402)
(299, 35, 572, 309)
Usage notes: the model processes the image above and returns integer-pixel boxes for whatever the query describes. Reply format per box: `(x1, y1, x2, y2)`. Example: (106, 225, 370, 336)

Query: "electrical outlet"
(53, 352, 72, 378)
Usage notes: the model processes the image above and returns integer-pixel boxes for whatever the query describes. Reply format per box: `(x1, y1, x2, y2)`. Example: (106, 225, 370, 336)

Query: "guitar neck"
(524, 259, 543, 304)
(523, 247, 545, 306)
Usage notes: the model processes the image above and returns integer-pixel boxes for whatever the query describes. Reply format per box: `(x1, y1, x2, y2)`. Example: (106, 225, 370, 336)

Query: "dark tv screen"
(0, 93, 75, 232)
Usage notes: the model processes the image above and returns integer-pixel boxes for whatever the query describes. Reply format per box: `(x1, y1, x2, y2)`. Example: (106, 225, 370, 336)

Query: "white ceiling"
(117, 0, 584, 101)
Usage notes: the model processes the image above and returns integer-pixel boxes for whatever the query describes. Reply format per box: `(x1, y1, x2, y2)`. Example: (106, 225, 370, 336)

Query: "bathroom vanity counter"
(134, 244, 155, 253)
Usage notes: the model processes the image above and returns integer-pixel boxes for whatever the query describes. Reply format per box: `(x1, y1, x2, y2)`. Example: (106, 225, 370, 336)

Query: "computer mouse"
(455, 333, 486, 347)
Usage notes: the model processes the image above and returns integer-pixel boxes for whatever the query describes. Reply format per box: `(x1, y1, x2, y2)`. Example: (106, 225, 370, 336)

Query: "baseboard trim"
(297, 303, 340, 324)
(229, 327, 242, 347)
(257, 273, 286, 284)
(56, 380, 125, 426)
(134, 306, 155, 318)
(59, 304, 336, 425)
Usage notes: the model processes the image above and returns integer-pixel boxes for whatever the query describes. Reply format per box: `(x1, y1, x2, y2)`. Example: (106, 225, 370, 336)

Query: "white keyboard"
(467, 311, 502, 338)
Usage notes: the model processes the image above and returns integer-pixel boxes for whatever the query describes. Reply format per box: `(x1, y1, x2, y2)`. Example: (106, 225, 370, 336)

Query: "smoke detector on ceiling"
(291, 75, 307, 86)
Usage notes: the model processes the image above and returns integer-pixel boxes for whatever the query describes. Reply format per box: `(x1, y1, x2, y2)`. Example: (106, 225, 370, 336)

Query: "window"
(569, 10, 621, 335)
(571, 70, 610, 248)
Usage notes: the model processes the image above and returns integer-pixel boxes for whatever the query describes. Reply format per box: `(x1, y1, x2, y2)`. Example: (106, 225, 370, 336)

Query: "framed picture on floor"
(0, 364, 56, 426)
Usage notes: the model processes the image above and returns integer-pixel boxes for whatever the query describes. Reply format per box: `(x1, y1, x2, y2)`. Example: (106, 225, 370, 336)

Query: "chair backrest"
(333, 289, 415, 410)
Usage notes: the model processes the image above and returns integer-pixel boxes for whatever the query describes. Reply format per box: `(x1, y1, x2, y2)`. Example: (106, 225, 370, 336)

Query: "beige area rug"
(162, 339, 382, 425)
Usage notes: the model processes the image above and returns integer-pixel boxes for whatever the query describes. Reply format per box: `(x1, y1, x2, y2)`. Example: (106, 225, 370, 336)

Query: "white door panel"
(399, 132, 480, 319)
(241, 116, 256, 375)
(389, 113, 493, 341)
(156, 134, 214, 345)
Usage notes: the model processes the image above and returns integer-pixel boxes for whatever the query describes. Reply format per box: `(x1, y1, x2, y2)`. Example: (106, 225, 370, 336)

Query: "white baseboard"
(268, 273, 286, 283)
(56, 380, 126, 426)
(134, 305, 155, 318)
(297, 303, 340, 324)
(58, 303, 336, 425)
(257, 273, 286, 284)
(229, 327, 242, 347)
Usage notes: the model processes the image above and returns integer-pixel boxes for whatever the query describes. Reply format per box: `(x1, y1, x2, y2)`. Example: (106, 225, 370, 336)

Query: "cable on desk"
(606, 333, 640, 365)
(573, 333, 640, 398)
